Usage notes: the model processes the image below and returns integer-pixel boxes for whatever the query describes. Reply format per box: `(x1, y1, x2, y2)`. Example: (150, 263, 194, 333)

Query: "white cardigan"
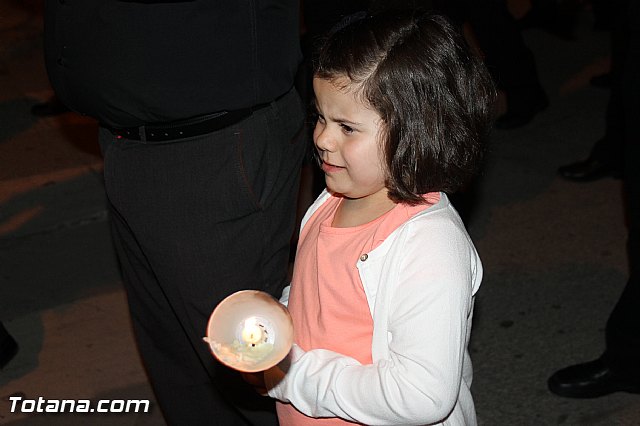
(266, 191, 482, 426)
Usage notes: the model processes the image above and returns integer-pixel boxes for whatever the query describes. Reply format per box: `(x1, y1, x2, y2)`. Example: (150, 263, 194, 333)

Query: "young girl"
(256, 11, 493, 426)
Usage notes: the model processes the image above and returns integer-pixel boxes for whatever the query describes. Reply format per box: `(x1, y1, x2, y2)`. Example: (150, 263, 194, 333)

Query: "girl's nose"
(314, 125, 335, 152)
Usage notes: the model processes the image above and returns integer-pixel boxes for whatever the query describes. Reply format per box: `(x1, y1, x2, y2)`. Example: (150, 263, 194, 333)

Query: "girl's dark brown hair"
(315, 11, 495, 204)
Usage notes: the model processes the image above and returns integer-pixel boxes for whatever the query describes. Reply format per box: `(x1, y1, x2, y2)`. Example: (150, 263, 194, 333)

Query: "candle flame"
(241, 317, 264, 345)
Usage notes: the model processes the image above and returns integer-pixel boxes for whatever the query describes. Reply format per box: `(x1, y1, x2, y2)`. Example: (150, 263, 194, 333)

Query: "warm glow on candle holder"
(204, 290, 293, 372)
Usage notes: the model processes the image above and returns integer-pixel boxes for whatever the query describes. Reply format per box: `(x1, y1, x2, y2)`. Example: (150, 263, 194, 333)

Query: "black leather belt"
(105, 104, 267, 142)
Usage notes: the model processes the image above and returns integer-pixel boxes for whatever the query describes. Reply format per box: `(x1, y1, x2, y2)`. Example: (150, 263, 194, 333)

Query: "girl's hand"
(241, 372, 268, 395)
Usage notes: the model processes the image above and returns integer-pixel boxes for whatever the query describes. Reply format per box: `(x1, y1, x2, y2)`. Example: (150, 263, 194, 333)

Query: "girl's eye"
(340, 124, 354, 134)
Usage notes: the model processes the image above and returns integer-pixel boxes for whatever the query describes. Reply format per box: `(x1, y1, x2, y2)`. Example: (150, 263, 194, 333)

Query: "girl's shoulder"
(380, 193, 475, 254)
(401, 192, 462, 228)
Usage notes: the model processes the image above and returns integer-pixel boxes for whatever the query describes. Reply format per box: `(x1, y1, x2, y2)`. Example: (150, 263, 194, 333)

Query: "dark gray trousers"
(99, 88, 306, 425)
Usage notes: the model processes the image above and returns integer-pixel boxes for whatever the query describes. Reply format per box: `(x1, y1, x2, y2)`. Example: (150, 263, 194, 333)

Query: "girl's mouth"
(321, 160, 344, 173)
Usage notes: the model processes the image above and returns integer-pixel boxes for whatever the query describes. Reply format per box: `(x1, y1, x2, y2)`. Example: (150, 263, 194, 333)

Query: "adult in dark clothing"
(548, 0, 640, 398)
(43, 1, 306, 424)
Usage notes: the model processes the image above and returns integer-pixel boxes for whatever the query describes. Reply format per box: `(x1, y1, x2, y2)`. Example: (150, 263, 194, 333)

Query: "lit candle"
(241, 318, 264, 346)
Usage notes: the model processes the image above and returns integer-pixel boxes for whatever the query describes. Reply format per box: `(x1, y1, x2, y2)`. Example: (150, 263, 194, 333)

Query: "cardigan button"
(360, 253, 368, 262)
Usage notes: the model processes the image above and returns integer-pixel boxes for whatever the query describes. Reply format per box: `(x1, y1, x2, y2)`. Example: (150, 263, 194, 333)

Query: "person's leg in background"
(101, 89, 306, 424)
(558, 0, 627, 182)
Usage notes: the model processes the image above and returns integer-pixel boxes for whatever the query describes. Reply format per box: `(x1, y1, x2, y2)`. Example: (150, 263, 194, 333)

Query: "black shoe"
(0, 334, 18, 370)
(558, 157, 622, 182)
(548, 358, 640, 398)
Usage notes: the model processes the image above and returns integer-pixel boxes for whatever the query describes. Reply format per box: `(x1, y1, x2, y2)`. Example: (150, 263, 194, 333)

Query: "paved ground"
(1, 2, 639, 425)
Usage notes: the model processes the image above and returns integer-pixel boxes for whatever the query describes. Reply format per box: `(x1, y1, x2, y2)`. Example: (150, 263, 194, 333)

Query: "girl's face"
(313, 76, 388, 202)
